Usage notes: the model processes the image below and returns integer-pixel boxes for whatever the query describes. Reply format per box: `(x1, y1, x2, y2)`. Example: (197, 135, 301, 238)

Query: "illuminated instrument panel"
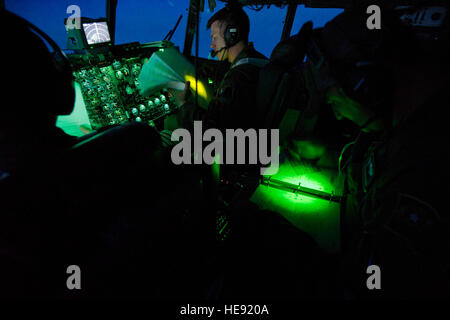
(68, 45, 177, 130)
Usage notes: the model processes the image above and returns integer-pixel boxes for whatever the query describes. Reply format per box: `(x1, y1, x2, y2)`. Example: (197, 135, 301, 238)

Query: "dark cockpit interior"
(1, 0, 449, 303)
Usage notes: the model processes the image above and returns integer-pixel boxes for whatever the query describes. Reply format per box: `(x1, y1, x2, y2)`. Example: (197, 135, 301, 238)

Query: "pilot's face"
(210, 20, 228, 61)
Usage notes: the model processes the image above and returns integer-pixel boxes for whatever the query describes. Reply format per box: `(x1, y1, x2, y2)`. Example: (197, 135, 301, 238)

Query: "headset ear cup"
(224, 25, 231, 48)
(225, 25, 240, 48)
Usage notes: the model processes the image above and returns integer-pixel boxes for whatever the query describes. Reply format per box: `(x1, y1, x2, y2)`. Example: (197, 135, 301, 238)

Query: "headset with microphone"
(210, 46, 227, 58)
(210, 24, 241, 58)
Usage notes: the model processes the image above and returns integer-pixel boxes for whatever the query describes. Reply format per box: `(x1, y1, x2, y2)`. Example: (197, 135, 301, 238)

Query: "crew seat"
(256, 22, 315, 143)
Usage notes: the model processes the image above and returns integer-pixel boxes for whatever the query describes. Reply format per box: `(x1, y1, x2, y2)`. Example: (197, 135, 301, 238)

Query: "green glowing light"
(184, 75, 209, 101)
(56, 82, 92, 137)
(257, 157, 340, 198)
(212, 154, 220, 182)
(256, 183, 323, 206)
(251, 160, 342, 252)
(260, 176, 341, 202)
(263, 161, 335, 194)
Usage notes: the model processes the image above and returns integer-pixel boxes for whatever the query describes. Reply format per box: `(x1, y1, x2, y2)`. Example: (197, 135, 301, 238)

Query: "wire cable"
(338, 140, 356, 176)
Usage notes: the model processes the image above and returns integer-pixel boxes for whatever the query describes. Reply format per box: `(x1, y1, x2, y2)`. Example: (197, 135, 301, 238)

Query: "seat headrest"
(269, 21, 313, 66)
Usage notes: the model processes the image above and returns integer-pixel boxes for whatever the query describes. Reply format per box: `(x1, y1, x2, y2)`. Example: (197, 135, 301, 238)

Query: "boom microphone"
(210, 46, 227, 58)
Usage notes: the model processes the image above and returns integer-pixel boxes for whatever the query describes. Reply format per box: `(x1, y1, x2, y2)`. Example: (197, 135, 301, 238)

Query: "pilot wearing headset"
(170, 3, 268, 132)
(0, 9, 209, 299)
(168, 3, 269, 190)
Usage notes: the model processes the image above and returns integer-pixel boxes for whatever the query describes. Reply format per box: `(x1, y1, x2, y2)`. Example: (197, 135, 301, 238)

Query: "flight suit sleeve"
(203, 67, 256, 131)
(169, 65, 257, 133)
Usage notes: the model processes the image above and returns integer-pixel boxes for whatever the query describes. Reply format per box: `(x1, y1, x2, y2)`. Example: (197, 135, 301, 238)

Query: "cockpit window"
(291, 5, 344, 34)
(196, 1, 227, 58)
(196, 2, 286, 59)
(114, 1, 189, 48)
(197, 3, 343, 60)
(4, 0, 189, 50)
(4, 0, 106, 50)
(246, 5, 287, 58)
(4, 1, 344, 58)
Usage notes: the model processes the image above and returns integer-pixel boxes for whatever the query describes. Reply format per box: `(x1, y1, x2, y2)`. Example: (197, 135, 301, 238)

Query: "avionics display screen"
(82, 21, 111, 45)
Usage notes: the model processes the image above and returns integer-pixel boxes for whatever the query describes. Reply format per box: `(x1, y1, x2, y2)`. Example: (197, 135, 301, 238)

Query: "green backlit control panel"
(72, 57, 175, 130)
